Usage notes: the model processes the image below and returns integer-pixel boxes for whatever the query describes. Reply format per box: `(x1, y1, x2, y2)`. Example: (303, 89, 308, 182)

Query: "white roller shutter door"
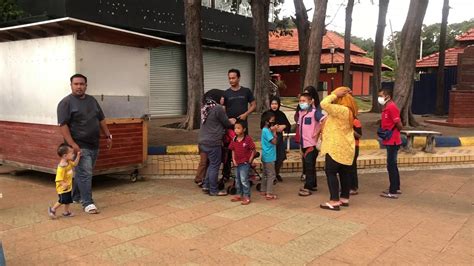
(149, 45, 186, 117)
(203, 49, 254, 92)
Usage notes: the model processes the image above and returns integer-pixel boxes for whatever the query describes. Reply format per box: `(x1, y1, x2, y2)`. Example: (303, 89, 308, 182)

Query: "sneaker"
(382, 189, 402, 195)
(380, 193, 399, 199)
(48, 207, 57, 219)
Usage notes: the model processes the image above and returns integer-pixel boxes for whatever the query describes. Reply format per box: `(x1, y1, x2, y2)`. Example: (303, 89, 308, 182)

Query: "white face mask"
(378, 96, 387, 105)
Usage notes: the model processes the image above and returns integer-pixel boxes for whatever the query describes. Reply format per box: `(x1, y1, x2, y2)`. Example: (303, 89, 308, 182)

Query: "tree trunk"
(181, 0, 204, 130)
(293, 0, 310, 92)
(343, 0, 355, 87)
(370, 0, 390, 113)
(434, 0, 450, 115)
(251, 0, 271, 112)
(304, 0, 328, 94)
(393, 0, 428, 127)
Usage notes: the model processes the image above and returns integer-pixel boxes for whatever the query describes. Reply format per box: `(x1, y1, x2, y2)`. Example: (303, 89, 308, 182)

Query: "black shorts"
(58, 191, 73, 204)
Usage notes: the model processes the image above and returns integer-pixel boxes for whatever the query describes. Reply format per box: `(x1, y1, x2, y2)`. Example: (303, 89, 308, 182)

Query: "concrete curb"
(149, 136, 474, 155)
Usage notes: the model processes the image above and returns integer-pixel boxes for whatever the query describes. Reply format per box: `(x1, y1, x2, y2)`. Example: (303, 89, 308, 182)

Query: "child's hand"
(62, 184, 69, 190)
(77, 151, 81, 157)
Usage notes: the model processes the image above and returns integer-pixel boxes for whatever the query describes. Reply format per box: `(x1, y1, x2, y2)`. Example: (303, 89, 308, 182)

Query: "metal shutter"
(203, 49, 255, 92)
(149, 45, 186, 117)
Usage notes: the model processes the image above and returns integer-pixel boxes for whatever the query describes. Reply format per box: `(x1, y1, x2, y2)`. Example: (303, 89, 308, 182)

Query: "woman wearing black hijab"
(268, 96, 291, 182)
(198, 89, 236, 196)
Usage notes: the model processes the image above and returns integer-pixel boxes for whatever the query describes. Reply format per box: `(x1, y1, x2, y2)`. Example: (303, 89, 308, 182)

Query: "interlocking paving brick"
(47, 226, 96, 243)
(96, 242, 152, 264)
(112, 211, 156, 224)
(163, 223, 209, 239)
(272, 213, 331, 235)
(105, 225, 154, 241)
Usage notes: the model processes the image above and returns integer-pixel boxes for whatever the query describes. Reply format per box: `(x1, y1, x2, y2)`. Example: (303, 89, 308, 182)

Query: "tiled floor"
(1, 167, 472, 265)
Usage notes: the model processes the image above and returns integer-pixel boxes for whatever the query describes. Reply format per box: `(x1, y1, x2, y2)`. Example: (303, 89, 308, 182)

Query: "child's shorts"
(58, 191, 73, 204)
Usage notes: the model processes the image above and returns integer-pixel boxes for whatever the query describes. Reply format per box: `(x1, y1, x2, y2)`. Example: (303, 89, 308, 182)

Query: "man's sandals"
(84, 204, 100, 214)
(298, 187, 317, 197)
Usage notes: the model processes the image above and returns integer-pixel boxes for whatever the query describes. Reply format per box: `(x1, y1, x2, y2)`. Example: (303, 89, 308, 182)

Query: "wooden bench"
(400, 130, 442, 153)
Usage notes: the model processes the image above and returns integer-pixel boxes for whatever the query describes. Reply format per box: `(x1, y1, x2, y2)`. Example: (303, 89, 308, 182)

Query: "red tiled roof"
(416, 47, 465, 68)
(270, 52, 392, 70)
(455, 28, 474, 42)
(269, 29, 366, 55)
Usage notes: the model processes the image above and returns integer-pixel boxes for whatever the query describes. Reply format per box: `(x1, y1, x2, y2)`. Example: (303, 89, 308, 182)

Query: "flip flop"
(298, 188, 312, 197)
(339, 202, 349, 207)
(62, 211, 75, 217)
(350, 190, 359, 195)
(320, 202, 341, 211)
(265, 194, 278, 200)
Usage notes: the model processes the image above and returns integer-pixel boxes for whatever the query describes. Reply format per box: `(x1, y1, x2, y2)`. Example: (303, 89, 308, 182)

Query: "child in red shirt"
(228, 120, 256, 205)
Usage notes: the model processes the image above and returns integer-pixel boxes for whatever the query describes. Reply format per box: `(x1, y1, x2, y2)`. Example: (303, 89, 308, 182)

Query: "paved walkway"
(0, 167, 472, 265)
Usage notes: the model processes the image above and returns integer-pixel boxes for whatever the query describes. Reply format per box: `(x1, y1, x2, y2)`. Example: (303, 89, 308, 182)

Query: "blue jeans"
(235, 163, 251, 197)
(386, 145, 401, 193)
(72, 148, 99, 207)
(200, 145, 222, 195)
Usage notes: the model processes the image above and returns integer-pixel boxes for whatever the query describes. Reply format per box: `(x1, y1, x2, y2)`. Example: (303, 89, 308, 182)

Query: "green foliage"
(350, 35, 375, 55)
(384, 19, 474, 60)
(0, 0, 24, 22)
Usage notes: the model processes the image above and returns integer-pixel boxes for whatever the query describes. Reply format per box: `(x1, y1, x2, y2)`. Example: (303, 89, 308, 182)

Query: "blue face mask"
(299, 103, 310, 110)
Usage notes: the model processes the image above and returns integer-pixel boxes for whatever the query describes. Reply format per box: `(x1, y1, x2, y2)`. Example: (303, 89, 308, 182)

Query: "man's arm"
(238, 100, 256, 121)
(59, 125, 80, 153)
(99, 120, 113, 150)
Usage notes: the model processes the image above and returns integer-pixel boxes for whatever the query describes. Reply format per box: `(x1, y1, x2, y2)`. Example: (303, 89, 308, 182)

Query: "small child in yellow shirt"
(48, 143, 80, 219)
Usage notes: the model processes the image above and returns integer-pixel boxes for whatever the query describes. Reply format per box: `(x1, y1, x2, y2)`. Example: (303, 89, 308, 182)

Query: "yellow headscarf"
(332, 87, 358, 125)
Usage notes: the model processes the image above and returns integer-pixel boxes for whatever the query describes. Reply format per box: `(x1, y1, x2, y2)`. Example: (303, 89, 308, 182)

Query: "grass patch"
(354, 97, 372, 112)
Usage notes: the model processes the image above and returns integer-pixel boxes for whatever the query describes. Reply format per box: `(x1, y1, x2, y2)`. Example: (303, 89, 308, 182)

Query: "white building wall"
(76, 40, 149, 97)
(0, 35, 76, 125)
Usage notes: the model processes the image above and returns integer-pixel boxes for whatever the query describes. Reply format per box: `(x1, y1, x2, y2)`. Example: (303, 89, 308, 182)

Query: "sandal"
(350, 190, 359, 195)
(84, 204, 100, 214)
(48, 207, 57, 219)
(320, 202, 341, 211)
(241, 197, 251, 205)
(62, 211, 75, 217)
(265, 194, 278, 200)
(339, 201, 349, 207)
(230, 196, 242, 202)
(298, 188, 312, 197)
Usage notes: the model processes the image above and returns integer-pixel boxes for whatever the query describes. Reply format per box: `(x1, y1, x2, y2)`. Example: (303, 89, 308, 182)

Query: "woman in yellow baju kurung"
(319, 87, 357, 211)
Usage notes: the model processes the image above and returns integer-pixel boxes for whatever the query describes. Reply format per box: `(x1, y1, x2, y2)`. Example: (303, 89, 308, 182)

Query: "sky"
(280, 0, 474, 42)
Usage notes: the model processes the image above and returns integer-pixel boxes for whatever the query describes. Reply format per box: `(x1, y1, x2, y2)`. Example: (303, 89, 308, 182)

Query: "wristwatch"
(106, 135, 112, 139)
